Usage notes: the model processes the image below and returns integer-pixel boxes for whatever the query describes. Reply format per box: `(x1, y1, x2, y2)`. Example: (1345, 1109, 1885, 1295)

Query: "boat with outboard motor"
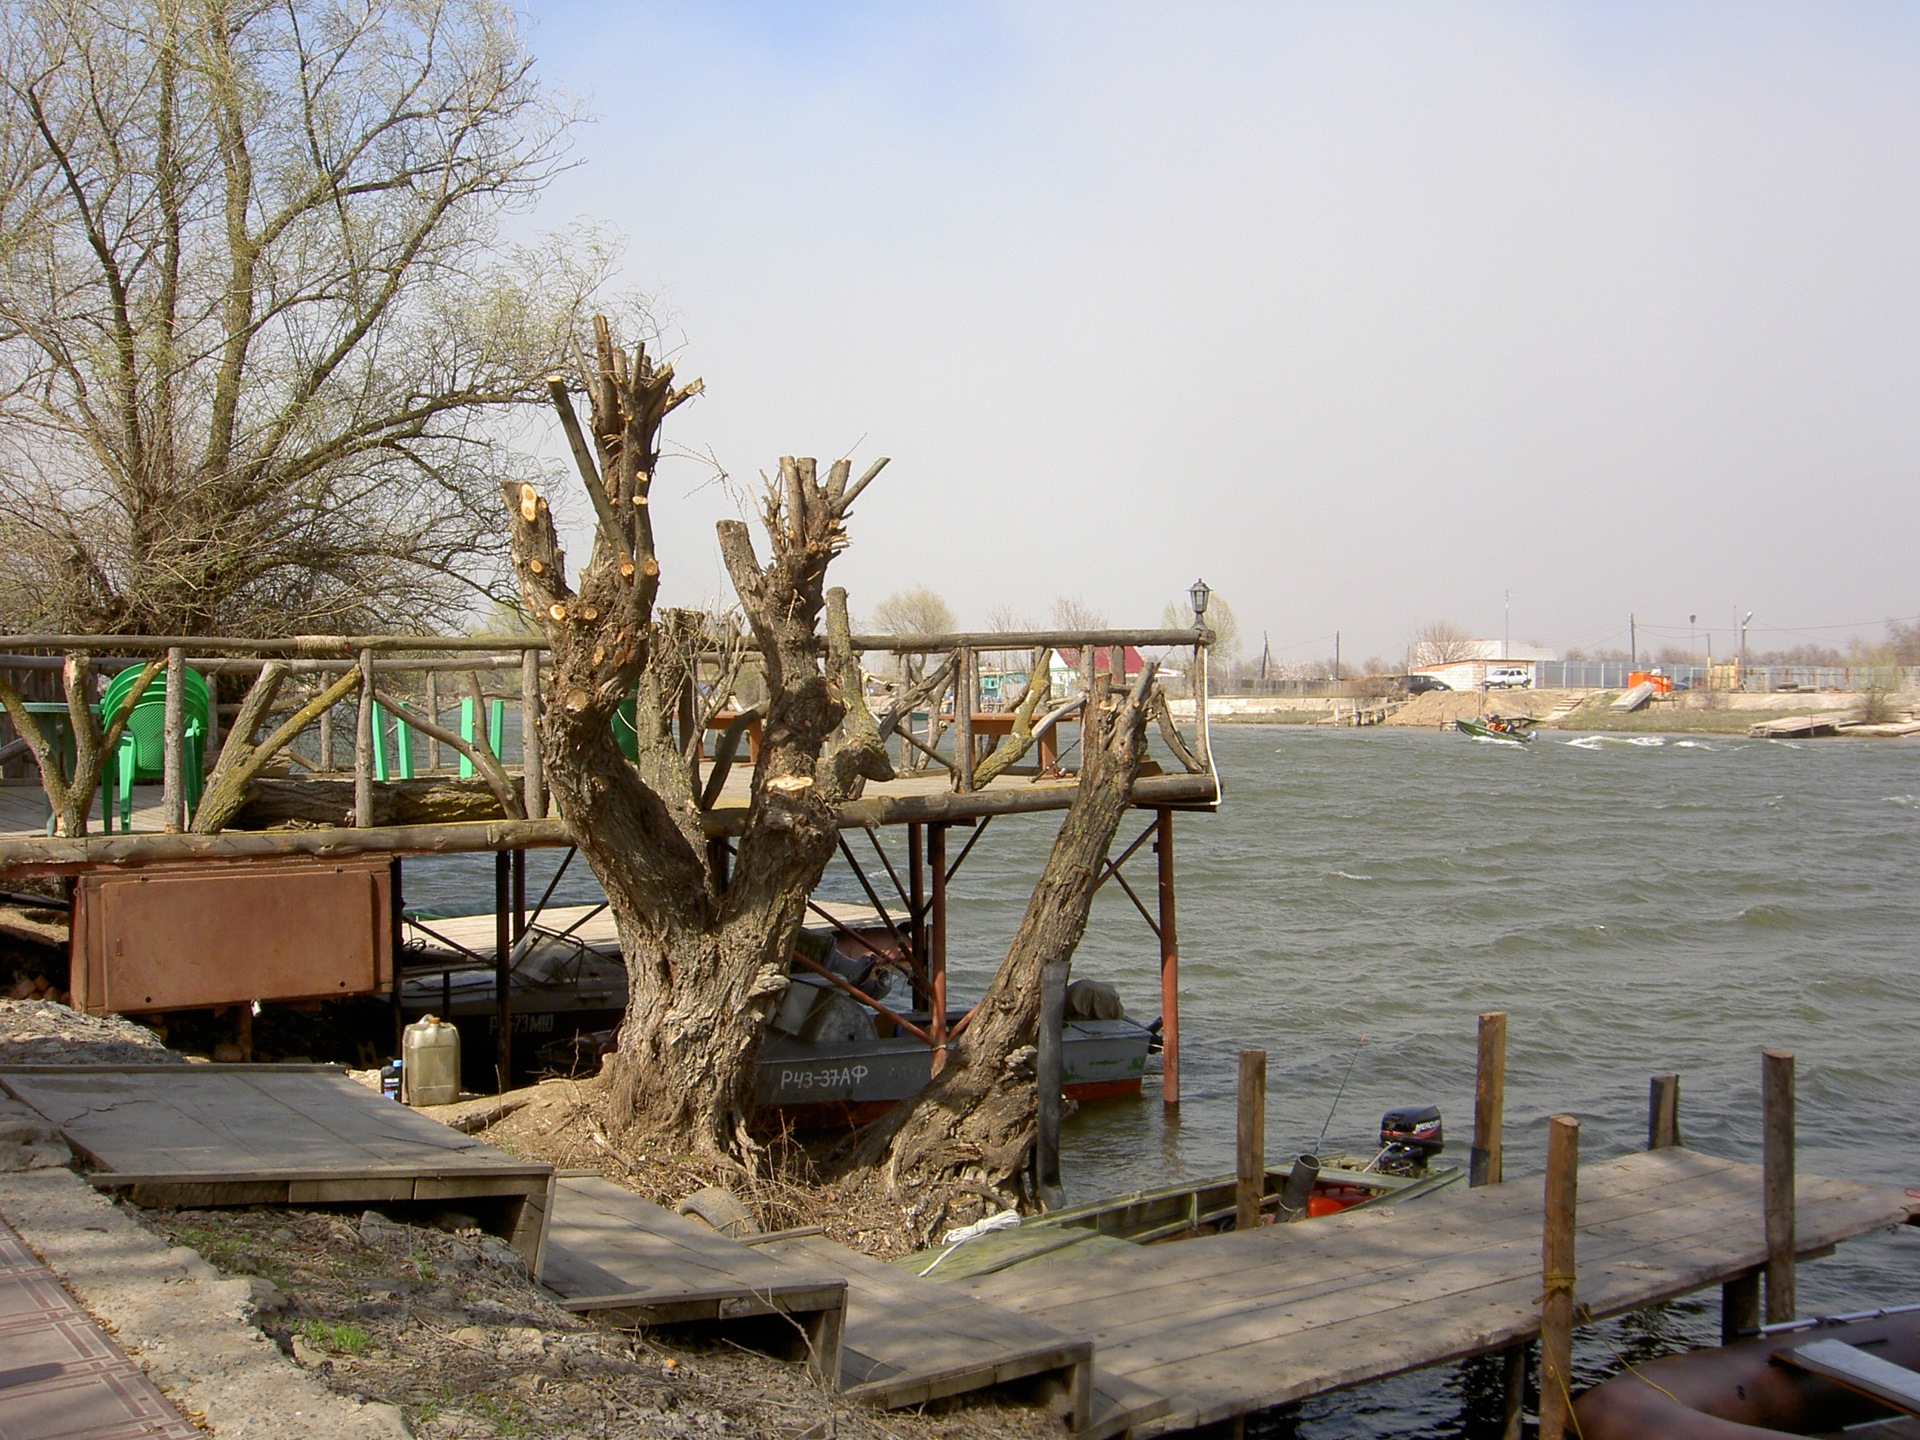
(899, 1104, 1464, 1278)
(1456, 715, 1536, 743)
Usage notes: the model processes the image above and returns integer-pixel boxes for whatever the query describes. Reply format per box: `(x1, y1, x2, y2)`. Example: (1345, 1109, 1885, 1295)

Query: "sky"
(514, 1, 1920, 667)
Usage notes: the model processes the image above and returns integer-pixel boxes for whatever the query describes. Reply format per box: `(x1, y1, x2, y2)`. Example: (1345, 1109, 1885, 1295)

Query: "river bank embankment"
(1171, 686, 1916, 735)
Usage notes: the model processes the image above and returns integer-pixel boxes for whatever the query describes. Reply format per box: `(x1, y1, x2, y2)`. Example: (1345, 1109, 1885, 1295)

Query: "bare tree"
(0, 0, 608, 637)
(1410, 619, 1479, 665)
(1162, 592, 1239, 664)
(1050, 595, 1109, 631)
(870, 587, 958, 637)
(504, 321, 893, 1159)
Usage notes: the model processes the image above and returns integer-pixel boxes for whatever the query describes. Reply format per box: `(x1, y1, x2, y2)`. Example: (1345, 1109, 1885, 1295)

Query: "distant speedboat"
(1456, 716, 1535, 743)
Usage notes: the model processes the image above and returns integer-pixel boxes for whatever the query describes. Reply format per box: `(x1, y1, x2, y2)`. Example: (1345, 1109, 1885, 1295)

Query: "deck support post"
(1035, 960, 1067, 1209)
(389, 857, 405, 1053)
(494, 847, 512, 1093)
(1498, 1343, 1529, 1440)
(1539, 1113, 1579, 1440)
(1722, 1270, 1762, 1343)
(511, 848, 526, 941)
(906, 822, 926, 1006)
(1471, 1010, 1507, 1187)
(354, 649, 375, 827)
(1155, 807, 1180, 1106)
(162, 646, 186, 830)
(928, 823, 948, 1075)
(1236, 1050, 1266, 1231)
(1649, 1074, 1682, 1149)
(1764, 1048, 1796, 1323)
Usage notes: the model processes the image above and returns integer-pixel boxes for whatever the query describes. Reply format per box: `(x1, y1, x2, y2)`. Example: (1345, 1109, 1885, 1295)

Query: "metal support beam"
(929, 823, 949, 1076)
(1155, 807, 1180, 1106)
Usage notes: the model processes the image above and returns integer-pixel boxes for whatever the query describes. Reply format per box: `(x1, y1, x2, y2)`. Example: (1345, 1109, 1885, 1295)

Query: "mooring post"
(354, 648, 376, 827)
(1471, 1010, 1507, 1187)
(1497, 1344, 1529, 1440)
(1155, 807, 1181, 1105)
(494, 848, 512, 1093)
(1035, 960, 1067, 1209)
(1764, 1048, 1796, 1323)
(928, 824, 949, 1075)
(1539, 1114, 1580, 1440)
(1722, 1270, 1762, 1343)
(161, 646, 186, 830)
(1648, 1074, 1682, 1150)
(1236, 1049, 1267, 1231)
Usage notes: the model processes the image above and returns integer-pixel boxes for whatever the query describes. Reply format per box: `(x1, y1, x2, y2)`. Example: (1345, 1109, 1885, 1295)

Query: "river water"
(408, 723, 1920, 1436)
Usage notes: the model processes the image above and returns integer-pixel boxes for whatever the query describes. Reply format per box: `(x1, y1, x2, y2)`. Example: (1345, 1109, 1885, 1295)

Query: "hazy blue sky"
(519, 2, 1920, 665)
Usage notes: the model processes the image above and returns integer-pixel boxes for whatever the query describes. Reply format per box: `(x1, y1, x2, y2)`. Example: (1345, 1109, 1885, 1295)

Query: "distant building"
(1412, 640, 1556, 692)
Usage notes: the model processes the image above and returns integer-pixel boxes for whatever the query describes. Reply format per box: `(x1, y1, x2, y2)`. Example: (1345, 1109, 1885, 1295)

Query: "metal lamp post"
(1189, 578, 1210, 624)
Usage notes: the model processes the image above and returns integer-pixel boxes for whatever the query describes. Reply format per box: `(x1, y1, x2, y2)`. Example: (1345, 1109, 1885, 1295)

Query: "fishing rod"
(1314, 1033, 1368, 1154)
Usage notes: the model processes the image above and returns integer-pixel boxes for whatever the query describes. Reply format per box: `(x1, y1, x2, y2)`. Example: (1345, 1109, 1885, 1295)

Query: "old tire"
(675, 1186, 760, 1238)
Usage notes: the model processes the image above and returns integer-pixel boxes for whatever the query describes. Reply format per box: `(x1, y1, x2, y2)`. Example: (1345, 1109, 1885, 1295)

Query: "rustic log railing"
(0, 622, 1216, 859)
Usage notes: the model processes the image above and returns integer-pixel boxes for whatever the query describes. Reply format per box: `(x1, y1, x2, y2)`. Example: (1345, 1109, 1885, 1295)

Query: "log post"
(1648, 1074, 1682, 1149)
(1539, 1114, 1580, 1440)
(1722, 1270, 1762, 1343)
(162, 647, 186, 830)
(1471, 1010, 1507, 1187)
(521, 649, 543, 819)
(1034, 960, 1067, 1209)
(1192, 640, 1212, 772)
(319, 704, 333, 772)
(494, 848, 512, 1092)
(928, 823, 949, 1074)
(1155, 807, 1181, 1106)
(355, 650, 376, 827)
(953, 651, 975, 793)
(1764, 1048, 1796, 1323)
(1498, 1344, 1528, 1440)
(1236, 1049, 1266, 1231)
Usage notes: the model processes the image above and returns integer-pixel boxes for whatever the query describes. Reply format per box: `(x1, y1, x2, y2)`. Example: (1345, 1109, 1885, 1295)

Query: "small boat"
(1456, 716, 1535, 743)
(1576, 1304, 1920, 1438)
(400, 901, 1154, 1126)
(899, 1106, 1464, 1278)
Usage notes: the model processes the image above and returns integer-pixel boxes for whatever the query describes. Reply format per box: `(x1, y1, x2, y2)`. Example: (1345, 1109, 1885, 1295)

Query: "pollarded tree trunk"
(503, 319, 890, 1161)
(840, 666, 1158, 1237)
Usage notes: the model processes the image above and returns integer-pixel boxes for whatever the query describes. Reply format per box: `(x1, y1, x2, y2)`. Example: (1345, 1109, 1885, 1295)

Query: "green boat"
(1456, 716, 1535, 743)
(898, 1108, 1463, 1280)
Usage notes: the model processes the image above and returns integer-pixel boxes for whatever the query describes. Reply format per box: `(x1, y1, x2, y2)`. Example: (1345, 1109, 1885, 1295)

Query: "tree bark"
(839, 665, 1158, 1238)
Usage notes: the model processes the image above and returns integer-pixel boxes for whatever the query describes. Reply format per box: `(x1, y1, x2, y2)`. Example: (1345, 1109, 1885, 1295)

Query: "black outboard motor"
(1378, 1105, 1443, 1176)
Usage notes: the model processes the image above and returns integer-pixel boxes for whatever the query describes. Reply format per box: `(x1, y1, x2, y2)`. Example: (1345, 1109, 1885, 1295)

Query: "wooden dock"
(537, 1175, 847, 1381)
(0, 1065, 555, 1268)
(954, 1147, 1919, 1435)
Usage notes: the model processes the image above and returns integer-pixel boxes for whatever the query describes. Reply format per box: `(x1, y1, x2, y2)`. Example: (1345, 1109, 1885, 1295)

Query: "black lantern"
(1189, 578, 1211, 622)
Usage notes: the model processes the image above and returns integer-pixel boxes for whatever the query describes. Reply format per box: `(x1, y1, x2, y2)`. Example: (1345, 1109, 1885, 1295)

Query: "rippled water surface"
(413, 724, 1920, 1436)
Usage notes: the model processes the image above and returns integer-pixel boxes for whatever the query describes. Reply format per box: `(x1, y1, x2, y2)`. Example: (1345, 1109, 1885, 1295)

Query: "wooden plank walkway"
(957, 1148, 1920, 1436)
(0, 1065, 554, 1268)
(761, 1231, 1102, 1430)
(537, 1176, 846, 1382)
(0, 1215, 205, 1439)
(406, 899, 886, 968)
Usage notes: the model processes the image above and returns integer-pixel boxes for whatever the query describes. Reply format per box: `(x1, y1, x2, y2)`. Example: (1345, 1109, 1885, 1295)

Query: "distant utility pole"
(1630, 613, 1637, 668)
(1504, 591, 1511, 660)
(1333, 631, 1341, 682)
(1740, 610, 1754, 674)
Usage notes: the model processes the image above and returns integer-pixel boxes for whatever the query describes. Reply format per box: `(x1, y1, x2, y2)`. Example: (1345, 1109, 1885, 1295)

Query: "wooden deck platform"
(536, 1175, 847, 1381)
(761, 1230, 1099, 1429)
(404, 899, 885, 969)
(0, 1065, 554, 1269)
(0, 769, 1220, 872)
(956, 1147, 1920, 1436)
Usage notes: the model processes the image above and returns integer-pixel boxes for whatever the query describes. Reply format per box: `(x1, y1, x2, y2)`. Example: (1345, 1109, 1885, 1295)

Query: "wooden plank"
(763, 1231, 1090, 1425)
(1778, 1340, 1920, 1416)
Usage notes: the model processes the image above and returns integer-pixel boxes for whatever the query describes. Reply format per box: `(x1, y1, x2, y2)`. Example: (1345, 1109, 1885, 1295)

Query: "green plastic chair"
(100, 665, 209, 832)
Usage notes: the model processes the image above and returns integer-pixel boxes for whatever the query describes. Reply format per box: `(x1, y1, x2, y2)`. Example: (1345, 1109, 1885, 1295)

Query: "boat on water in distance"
(1456, 716, 1536, 743)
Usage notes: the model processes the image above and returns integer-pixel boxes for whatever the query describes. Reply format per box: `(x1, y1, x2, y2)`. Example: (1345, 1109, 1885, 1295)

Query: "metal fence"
(1532, 662, 1920, 692)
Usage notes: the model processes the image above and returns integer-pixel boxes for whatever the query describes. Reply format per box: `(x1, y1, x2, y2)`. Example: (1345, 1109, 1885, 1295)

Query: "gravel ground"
(0, 995, 178, 1065)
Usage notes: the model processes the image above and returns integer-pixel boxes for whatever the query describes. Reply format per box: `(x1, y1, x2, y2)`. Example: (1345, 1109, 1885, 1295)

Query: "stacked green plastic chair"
(99, 664, 210, 832)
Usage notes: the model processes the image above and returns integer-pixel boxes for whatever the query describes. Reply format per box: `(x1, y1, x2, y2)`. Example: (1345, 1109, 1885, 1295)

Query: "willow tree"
(506, 323, 1162, 1179)
(0, 0, 607, 637)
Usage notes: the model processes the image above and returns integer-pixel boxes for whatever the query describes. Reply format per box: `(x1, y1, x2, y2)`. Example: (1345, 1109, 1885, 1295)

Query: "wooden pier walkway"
(955, 1147, 1919, 1435)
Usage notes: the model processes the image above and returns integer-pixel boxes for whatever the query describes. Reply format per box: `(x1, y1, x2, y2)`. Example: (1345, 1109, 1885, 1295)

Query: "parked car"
(1486, 667, 1533, 690)
(1400, 674, 1452, 694)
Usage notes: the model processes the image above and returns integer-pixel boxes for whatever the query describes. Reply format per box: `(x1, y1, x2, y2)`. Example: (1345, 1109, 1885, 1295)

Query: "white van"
(1486, 666, 1533, 690)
